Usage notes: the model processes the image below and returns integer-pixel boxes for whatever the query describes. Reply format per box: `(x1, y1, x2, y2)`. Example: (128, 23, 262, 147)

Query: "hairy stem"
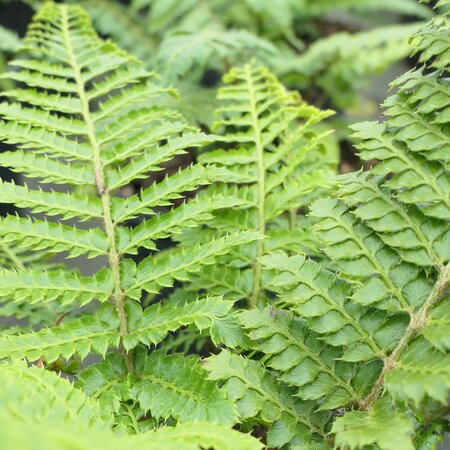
(246, 65, 266, 307)
(359, 262, 450, 410)
(61, 6, 132, 372)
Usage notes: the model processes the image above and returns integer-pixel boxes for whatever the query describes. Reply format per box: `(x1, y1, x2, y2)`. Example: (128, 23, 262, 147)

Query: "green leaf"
(0, 305, 120, 362)
(123, 297, 236, 350)
(0, 361, 112, 429)
(0, 216, 108, 259)
(239, 307, 360, 409)
(0, 268, 112, 306)
(332, 399, 414, 450)
(384, 338, 450, 404)
(132, 350, 238, 425)
(205, 350, 332, 448)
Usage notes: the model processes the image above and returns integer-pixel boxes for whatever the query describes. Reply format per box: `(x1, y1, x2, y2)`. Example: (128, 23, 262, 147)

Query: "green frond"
(0, 125, 88, 163)
(0, 296, 237, 362)
(0, 1, 250, 382)
(78, 348, 239, 426)
(384, 338, 450, 404)
(384, 72, 449, 166)
(123, 297, 237, 350)
(75, 351, 129, 415)
(0, 88, 83, 114)
(147, 423, 264, 450)
(422, 300, 450, 351)
(79, 0, 155, 64)
(0, 268, 112, 306)
(0, 151, 96, 185)
(132, 350, 238, 425)
(112, 164, 210, 223)
(180, 62, 335, 306)
(0, 415, 263, 450)
(129, 231, 261, 296)
(0, 180, 102, 221)
(261, 252, 388, 361)
(0, 361, 111, 429)
(304, 0, 432, 18)
(410, 13, 450, 69)
(157, 29, 276, 80)
(205, 350, 332, 449)
(0, 101, 87, 134)
(97, 107, 181, 148)
(0, 216, 108, 258)
(335, 172, 447, 267)
(311, 198, 434, 310)
(105, 132, 214, 191)
(332, 399, 414, 450)
(0, 361, 261, 449)
(118, 196, 244, 254)
(351, 121, 450, 220)
(0, 305, 120, 362)
(238, 307, 379, 410)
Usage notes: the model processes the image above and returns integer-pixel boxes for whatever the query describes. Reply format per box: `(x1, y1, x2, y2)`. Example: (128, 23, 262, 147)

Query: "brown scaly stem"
(359, 262, 449, 410)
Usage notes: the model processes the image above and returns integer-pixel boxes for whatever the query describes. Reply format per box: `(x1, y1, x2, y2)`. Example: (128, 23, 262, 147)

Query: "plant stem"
(359, 262, 449, 410)
(246, 65, 266, 308)
(60, 6, 132, 372)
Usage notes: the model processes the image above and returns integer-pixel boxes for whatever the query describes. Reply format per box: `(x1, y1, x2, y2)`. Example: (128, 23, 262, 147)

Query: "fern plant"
(0, 1, 262, 436)
(205, 5, 450, 449)
(0, 1, 449, 449)
(170, 64, 336, 309)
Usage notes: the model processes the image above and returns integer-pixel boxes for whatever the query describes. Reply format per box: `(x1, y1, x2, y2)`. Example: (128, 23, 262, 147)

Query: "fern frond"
(0, 360, 261, 449)
(238, 307, 379, 410)
(351, 122, 450, 220)
(0, 415, 263, 450)
(0, 2, 259, 384)
(205, 350, 332, 449)
(123, 297, 237, 350)
(0, 268, 112, 306)
(147, 422, 264, 450)
(0, 307, 120, 362)
(311, 198, 434, 310)
(118, 196, 243, 254)
(112, 164, 210, 222)
(0, 180, 102, 221)
(335, 172, 446, 267)
(157, 29, 276, 80)
(180, 63, 334, 306)
(0, 361, 112, 429)
(0, 216, 108, 258)
(331, 399, 414, 450)
(78, 348, 238, 426)
(105, 132, 214, 190)
(303, 0, 432, 18)
(0, 296, 237, 362)
(301, 9, 450, 447)
(261, 252, 387, 362)
(0, 151, 96, 185)
(128, 232, 261, 296)
(384, 338, 450, 404)
(132, 350, 238, 425)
